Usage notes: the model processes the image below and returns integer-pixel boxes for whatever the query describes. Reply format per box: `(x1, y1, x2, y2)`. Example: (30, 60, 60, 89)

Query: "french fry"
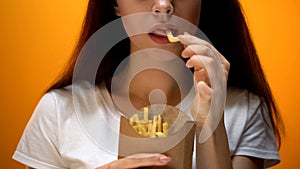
(156, 132, 167, 138)
(140, 125, 147, 136)
(163, 122, 169, 136)
(143, 107, 149, 122)
(132, 125, 138, 132)
(148, 120, 153, 133)
(152, 115, 157, 136)
(129, 116, 136, 126)
(158, 115, 162, 132)
(133, 114, 139, 122)
(166, 29, 179, 43)
(128, 108, 169, 138)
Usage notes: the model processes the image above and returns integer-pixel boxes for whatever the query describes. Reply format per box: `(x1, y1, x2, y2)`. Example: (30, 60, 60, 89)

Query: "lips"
(148, 33, 169, 44)
(148, 25, 178, 44)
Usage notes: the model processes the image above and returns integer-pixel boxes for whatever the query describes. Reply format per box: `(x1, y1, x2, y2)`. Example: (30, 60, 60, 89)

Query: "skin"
(109, 0, 263, 168)
(27, 0, 264, 168)
(115, 0, 201, 57)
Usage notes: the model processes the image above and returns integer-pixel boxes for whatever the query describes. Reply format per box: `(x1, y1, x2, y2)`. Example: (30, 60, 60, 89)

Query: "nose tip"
(152, 0, 174, 14)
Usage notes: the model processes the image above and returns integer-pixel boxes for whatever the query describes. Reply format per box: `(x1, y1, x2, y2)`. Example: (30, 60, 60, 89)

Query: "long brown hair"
(47, 0, 284, 148)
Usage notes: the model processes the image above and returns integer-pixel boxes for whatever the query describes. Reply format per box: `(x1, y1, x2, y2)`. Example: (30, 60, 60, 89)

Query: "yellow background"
(0, 0, 299, 168)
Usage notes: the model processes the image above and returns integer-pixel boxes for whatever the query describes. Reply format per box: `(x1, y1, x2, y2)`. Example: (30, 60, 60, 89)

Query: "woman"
(13, 0, 284, 168)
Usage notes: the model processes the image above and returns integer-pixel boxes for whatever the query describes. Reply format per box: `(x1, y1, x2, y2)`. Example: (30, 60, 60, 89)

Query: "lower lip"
(148, 33, 170, 44)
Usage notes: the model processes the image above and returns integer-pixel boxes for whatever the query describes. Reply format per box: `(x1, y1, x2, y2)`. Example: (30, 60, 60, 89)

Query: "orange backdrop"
(0, 0, 299, 168)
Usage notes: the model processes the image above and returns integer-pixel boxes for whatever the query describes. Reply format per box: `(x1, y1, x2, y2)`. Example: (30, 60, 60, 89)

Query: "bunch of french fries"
(129, 107, 169, 138)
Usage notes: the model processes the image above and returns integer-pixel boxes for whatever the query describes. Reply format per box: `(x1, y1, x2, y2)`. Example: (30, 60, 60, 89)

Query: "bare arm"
(25, 154, 171, 169)
(195, 116, 264, 169)
(232, 156, 264, 169)
(179, 33, 264, 169)
(96, 154, 171, 169)
(195, 115, 232, 169)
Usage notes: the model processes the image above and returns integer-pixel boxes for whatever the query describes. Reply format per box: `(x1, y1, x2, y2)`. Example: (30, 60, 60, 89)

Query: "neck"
(128, 68, 181, 109)
(112, 47, 192, 110)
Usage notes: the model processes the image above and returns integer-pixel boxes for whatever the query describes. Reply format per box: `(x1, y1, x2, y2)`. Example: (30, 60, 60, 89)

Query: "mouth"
(148, 26, 178, 44)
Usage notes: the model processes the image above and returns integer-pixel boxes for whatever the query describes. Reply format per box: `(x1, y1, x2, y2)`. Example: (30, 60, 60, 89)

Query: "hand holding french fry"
(176, 33, 229, 127)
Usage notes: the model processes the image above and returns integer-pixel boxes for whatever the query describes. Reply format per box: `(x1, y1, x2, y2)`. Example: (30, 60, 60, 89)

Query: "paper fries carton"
(118, 105, 195, 169)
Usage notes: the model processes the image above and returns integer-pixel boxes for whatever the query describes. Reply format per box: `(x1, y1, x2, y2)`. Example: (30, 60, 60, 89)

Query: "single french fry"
(153, 115, 157, 127)
(158, 115, 162, 132)
(150, 133, 156, 138)
(143, 107, 149, 122)
(140, 126, 147, 136)
(144, 132, 151, 137)
(148, 120, 153, 133)
(166, 29, 179, 43)
(156, 132, 167, 138)
(163, 122, 169, 136)
(132, 125, 138, 132)
(152, 116, 157, 136)
(133, 114, 139, 122)
(129, 116, 136, 126)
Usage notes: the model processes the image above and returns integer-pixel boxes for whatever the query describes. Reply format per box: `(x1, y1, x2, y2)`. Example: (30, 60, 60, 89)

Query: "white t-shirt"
(13, 81, 280, 169)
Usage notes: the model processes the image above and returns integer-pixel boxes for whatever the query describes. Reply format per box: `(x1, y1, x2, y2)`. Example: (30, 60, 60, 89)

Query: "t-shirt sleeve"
(13, 92, 67, 169)
(235, 93, 280, 168)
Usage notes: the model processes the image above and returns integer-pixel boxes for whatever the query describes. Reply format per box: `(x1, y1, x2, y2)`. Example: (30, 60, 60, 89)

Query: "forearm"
(195, 115, 232, 169)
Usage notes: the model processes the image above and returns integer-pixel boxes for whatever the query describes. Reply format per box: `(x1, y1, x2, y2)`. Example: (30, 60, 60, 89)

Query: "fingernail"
(159, 155, 171, 163)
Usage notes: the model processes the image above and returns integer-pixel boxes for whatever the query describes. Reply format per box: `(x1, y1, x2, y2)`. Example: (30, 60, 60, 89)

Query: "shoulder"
(48, 81, 93, 102)
(225, 87, 266, 133)
(225, 87, 261, 112)
(46, 81, 100, 110)
(225, 88, 264, 125)
(13, 81, 116, 168)
(225, 87, 271, 132)
(224, 88, 254, 152)
(224, 88, 280, 167)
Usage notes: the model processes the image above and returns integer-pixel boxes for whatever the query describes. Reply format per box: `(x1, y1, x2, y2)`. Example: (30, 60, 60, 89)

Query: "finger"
(186, 55, 210, 85)
(182, 46, 196, 58)
(194, 68, 210, 86)
(196, 81, 212, 118)
(181, 44, 213, 59)
(179, 33, 229, 72)
(190, 81, 212, 126)
(185, 55, 205, 70)
(109, 154, 171, 169)
(178, 33, 211, 48)
(197, 81, 212, 104)
(127, 154, 171, 168)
